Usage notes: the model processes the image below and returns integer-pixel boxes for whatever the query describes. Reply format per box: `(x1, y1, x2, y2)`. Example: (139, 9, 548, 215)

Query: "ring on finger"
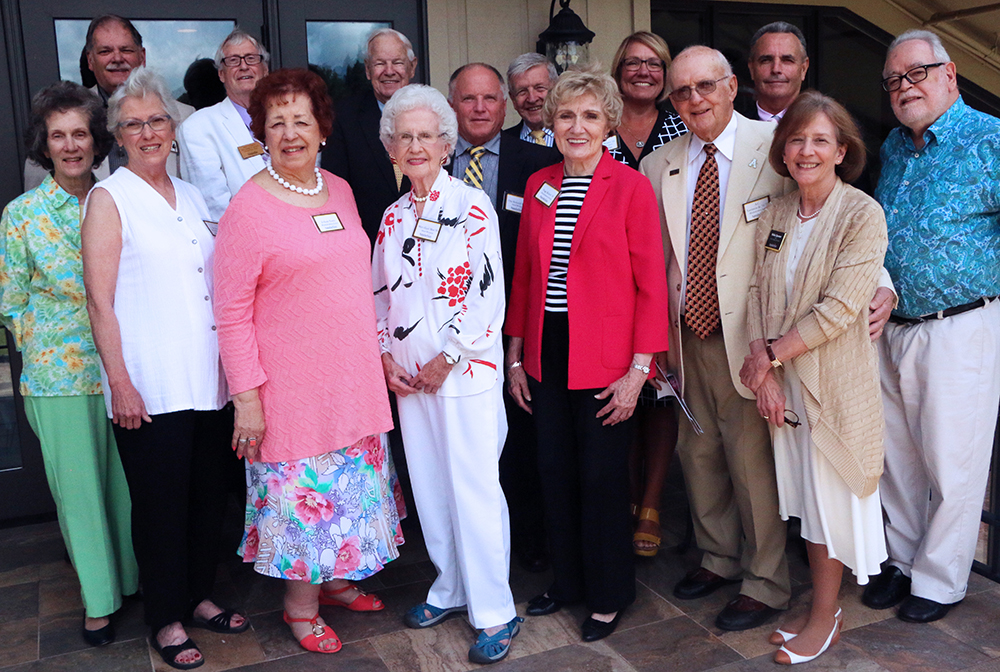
(239, 438, 248, 443)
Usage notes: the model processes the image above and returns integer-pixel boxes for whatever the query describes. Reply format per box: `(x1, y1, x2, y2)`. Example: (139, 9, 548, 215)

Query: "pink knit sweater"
(214, 172, 392, 463)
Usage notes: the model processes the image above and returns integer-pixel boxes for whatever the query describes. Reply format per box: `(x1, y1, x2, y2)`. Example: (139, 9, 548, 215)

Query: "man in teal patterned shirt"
(864, 29, 1000, 624)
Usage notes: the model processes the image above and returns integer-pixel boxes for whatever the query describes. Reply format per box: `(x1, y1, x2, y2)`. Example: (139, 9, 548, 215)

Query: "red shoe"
(282, 612, 341, 653)
(318, 584, 385, 612)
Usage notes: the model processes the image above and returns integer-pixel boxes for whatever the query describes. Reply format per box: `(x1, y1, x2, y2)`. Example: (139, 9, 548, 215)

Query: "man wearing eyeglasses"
(177, 29, 270, 221)
(864, 30, 1000, 624)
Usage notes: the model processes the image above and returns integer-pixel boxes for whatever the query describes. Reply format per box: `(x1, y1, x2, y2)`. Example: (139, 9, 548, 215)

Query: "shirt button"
(211, 325, 217, 331)
(676, 284, 681, 291)
(893, 209, 898, 214)
(913, 153, 919, 158)
(192, 239, 198, 244)
(198, 267, 203, 273)
(177, 216, 183, 222)
(903, 180, 909, 186)
(204, 295, 210, 301)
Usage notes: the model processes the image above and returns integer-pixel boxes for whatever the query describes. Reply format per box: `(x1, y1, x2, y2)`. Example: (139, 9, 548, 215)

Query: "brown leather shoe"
(673, 568, 739, 600)
(715, 595, 780, 631)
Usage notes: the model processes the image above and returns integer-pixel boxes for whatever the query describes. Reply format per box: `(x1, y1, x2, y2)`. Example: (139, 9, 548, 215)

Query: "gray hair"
(379, 84, 458, 155)
(542, 63, 623, 130)
(886, 29, 951, 71)
(670, 45, 734, 89)
(213, 28, 270, 70)
(750, 22, 808, 59)
(447, 63, 507, 103)
(506, 53, 557, 95)
(106, 67, 180, 134)
(366, 28, 415, 63)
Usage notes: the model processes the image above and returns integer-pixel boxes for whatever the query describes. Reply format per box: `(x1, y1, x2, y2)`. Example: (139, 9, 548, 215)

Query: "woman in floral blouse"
(0, 81, 137, 647)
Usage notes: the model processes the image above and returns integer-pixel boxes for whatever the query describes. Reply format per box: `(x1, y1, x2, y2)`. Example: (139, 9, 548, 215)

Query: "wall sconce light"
(537, 0, 595, 73)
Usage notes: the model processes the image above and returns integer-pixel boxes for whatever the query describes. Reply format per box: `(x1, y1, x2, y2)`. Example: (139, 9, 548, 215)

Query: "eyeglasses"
(622, 57, 664, 73)
(393, 132, 445, 147)
(222, 53, 264, 68)
(117, 114, 171, 136)
(881, 63, 945, 92)
(668, 75, 730, 102)
(782, 410, 802, 428)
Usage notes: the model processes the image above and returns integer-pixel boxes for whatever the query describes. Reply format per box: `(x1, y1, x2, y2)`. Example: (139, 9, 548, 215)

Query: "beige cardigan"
(747, 179, 887, 498)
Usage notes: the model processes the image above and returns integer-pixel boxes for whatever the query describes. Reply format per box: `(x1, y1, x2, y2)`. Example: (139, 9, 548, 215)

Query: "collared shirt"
(519, 124, 555, 147)
(685, 112, 738, 232)
(757, 103, 786, 123)
(875, 96, 1000, 318)
(0, 174, 102, 396)
(453, 132, 502, 210)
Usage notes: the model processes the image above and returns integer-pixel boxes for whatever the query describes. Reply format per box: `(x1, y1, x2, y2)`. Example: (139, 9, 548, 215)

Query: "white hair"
(671, 45, 734, 82)
(379, 84, 458, 156)
(885, 30, 951, 74)
(366, 28, 415, 63)
(106, 66, 180, 133)
(213, 28, 270, 70)
(506, 53, 557, 95)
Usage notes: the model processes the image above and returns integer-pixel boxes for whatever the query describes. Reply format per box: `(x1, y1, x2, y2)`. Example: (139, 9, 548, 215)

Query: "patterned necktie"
(392, 161, 403, 191)
(530, 129, 547, 145)
(463, 145, 486, 189)
(685, 143, 721, 339)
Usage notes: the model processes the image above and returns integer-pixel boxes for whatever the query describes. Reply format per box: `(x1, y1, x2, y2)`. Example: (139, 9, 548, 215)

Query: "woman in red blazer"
(505, 65, 670, 642)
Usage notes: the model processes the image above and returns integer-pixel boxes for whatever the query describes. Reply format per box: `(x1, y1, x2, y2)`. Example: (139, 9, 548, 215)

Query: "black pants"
(528, 312, 635, 613)
(113, 408, 235, 633)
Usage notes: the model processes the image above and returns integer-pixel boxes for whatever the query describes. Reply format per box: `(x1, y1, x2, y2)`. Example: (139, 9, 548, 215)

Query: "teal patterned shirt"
(876, 96, 1000, 318)
(0, 174, 103, 396)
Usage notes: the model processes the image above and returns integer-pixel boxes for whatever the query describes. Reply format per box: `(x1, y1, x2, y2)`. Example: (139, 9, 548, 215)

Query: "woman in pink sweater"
(214, 69, 404, 655)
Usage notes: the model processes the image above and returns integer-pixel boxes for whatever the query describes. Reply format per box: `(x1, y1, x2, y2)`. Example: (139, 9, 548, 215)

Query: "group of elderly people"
(1, 15, 996, 670)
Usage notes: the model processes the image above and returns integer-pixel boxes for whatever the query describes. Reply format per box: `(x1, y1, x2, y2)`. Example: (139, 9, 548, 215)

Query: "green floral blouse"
(0, 174, 102, 396)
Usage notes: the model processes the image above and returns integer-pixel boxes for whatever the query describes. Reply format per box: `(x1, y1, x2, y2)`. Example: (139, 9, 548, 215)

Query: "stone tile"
(507, 562, 552, 605)
(0, 584, 39, 625)
(3, 638, 149, 672)
(237, 574, 286, 617)
(0, 566, 38, 590)
(38, 576, 82, 618)
(248, 609, 304, 661)
(967, 572, 998, 597)
(930, 589, 1000, 657)
(111, 594, 148, 645)
(0, 523, 64, 574)
(604, 615, 743, 672)
(965, 658, 1000, 672)
(490, 640, 636, 671)
(838, 582, 897, 632)
(366, 560, 437, 591)
(148, 627, 266, 672)
(37, 561, 74, 581)
(38, 610, 89, 658)
(712, 643, 893, 672)
(320, 580, 434, 644)
(370, 615, 480, 672)
(228, 640, 391, 671)
(0, 617, 38, 669)
(842, 617, 991, 672)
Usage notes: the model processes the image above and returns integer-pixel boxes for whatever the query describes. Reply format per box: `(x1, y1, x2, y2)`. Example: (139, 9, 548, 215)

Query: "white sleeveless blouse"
(92, 168, 228, 417)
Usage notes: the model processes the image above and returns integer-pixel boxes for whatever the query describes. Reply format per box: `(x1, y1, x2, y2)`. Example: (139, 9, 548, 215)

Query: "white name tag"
(603, 135, 619, 151)
(203, 220, 218, 236)
(413, 218, 442, 242)
(743, 196, 770, 223)
(312, 213, 344, 232)
(504, 192, 524, 214)
(534, 182, 559, 207)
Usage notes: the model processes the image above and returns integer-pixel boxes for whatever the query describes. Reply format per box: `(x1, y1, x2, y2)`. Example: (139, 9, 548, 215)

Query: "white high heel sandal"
(775, 608, 842, 665)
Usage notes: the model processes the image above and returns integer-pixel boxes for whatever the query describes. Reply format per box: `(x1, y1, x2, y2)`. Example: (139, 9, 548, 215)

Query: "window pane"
(307, 21, 389, 101)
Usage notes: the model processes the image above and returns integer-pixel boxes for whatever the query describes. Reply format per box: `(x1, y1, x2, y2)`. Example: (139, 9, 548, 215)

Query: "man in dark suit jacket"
(448, 62, 560, 571)
(501, 53, 558, 148)
(321, 28, 418, 246)
(741, 22, 809, 122)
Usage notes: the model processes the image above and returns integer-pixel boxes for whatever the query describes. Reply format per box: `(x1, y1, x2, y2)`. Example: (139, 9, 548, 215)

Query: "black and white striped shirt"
(545, 176, 593, 312)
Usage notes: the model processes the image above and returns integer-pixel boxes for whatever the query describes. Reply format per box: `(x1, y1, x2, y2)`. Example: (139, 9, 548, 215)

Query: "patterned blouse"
(0, 174, 102, 396)
(607, 106, 687, 169)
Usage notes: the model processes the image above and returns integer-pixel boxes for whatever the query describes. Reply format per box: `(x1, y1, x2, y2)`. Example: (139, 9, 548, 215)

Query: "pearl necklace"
(412, 192, 429, 203)
(797, 203, 823, 220)
(267, 163, 323, 196)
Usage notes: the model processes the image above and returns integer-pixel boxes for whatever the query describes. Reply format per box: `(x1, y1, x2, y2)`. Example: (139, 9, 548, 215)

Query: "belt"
(888, 295, 1000, 325)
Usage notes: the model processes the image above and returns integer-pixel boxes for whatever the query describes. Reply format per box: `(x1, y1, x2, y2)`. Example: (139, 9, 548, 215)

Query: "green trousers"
(24, 395, 139, 617)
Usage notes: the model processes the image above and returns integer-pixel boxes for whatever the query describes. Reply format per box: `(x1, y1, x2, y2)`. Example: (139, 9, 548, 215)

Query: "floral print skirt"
(239, 433, 406, 583)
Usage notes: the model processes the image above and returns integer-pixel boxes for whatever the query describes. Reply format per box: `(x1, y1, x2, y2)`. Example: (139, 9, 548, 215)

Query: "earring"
(321, 140, 327, 147)
(440, 155, 447, 166)
(390, 155, 397, 164)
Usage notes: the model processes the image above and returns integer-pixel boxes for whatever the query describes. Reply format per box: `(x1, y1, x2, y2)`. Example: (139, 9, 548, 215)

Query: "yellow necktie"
(463, 146, 486, 189)
(530, 130, 547, 145)
(392, 161, 403, 191)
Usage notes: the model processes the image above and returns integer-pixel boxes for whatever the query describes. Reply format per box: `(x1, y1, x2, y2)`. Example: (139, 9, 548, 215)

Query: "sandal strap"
(633, 532, 662, 545)
(323, 583, 362, 597)
(637, 507, 660, 524)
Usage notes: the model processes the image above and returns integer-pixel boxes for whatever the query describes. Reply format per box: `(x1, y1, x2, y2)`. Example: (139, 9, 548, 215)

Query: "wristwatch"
(631, 362, 651, 375)
(765, 343, 782, 368)
(443, 352, 461, 366)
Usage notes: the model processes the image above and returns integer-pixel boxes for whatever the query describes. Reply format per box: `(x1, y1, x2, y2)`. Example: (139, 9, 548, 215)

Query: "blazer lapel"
(568, 152, 612, 259)
(534, 166, 562, 286)
(656, 137, 691, 267)
(719, 118, 768, 259)
(359, 92, 397, 190)
(497, 134, 519, 204)
(219, 98, 251, 145)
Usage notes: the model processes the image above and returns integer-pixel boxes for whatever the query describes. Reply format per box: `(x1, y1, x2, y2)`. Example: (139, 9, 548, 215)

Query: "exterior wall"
(425, 0, 647, 124)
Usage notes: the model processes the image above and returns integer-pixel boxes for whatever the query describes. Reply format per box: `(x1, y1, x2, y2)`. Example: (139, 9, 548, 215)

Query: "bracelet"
(765, 343, 782, 368)
(507, 361, 522, 371)
(631, 362, 650, 375)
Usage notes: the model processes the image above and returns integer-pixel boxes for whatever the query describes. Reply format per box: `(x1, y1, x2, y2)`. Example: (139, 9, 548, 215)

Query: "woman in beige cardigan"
(740, 92, 887, 666)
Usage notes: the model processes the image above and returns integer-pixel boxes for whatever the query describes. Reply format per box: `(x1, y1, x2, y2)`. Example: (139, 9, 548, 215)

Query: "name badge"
(413, 218, 442, 242)
(765, 229, 786, 252)
(312, 213, 344, 233)
(602, 135, 619, 151)
(238, 142, 264, 160)
(203, 220, 218, 236)
(669, 168, 680, 176)
(534, 182, 559, 207)
(504, 192, 524, 214)
(743, 196, 770, 223)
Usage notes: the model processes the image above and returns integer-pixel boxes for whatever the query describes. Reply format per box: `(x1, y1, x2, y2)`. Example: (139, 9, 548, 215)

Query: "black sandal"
(188, 609, 250, 634)
(152, 636, 204, 670)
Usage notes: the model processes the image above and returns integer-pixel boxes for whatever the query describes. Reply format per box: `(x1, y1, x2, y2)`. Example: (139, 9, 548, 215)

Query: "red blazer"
(506, 151, 670, 389)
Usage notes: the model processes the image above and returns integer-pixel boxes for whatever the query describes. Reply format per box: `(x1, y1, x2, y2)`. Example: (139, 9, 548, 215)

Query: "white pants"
(396, 379, 516, 628)
(878, 299, 1000, 604)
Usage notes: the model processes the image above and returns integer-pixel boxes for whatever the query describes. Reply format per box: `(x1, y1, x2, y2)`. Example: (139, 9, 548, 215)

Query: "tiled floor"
(2, 462, 1000, 672)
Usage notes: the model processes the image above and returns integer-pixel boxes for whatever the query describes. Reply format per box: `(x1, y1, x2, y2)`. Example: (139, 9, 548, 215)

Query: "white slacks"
(396, 379, 516, 628)
(878, 299, 1000, 604)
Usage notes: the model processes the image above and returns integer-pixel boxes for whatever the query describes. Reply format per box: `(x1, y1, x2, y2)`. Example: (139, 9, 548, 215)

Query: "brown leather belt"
(888, 296, 1000, 325)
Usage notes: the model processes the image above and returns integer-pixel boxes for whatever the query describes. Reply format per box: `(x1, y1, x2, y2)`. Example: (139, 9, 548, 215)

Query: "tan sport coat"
(640, 113, 793, 400)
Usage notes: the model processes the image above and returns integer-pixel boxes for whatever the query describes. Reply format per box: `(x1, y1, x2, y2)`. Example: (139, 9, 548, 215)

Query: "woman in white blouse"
(82, 67, 247, 671)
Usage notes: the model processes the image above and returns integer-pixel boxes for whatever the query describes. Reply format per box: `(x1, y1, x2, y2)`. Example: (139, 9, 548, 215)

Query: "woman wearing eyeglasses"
(83, 67, 246, 670)
(741, 92, 887, 665)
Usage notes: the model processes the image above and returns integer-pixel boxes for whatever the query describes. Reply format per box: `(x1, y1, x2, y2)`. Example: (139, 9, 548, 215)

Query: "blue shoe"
(468, 616, 523, 664)
(402, 602, 467, 629)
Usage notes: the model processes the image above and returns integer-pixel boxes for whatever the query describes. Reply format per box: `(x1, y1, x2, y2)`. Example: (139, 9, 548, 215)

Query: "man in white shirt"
(177, 29, 270, 221)
(747, 22, 809, 123)
(502, 53, 558, 147)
